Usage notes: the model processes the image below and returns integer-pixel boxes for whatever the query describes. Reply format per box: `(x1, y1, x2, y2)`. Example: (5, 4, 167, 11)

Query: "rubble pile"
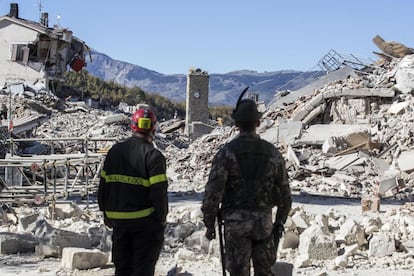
(0, 53, 413, 274)
(165, 127, 237, 193)
(259, 55, 413, 200)
(163, 201, 414, 273)
(163, 56, 413, 202)
(34, 109, 130, 153)
(1, 191, 414, 274)
(160, 54, 414, 273)
(280, 203, 414, 270)
(0, 90, 132, 154)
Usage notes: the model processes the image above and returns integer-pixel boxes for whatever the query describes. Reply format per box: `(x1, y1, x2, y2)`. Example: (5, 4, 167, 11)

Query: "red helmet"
(130, 108, 157, 133)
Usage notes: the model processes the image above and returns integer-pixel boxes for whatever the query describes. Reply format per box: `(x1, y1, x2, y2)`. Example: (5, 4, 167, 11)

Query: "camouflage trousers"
(224, 219, 276, 276)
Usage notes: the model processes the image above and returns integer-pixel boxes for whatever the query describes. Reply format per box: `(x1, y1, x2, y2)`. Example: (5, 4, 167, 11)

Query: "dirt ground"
(0, 194, 413, 276)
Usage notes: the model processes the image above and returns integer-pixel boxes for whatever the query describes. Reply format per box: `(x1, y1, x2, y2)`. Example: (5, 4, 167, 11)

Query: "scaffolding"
(317, 49, 377, 73)
(0, 136, 118, 207)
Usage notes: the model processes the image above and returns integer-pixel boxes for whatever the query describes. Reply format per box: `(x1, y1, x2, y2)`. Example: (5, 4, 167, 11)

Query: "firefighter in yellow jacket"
(98, 107, 168, 276)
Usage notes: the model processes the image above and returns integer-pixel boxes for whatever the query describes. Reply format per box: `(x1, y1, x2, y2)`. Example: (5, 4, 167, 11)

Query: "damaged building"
(0, 3, 89, 89)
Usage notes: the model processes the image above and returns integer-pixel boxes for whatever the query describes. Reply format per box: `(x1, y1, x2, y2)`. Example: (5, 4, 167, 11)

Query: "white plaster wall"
(0, 21, 45, 86)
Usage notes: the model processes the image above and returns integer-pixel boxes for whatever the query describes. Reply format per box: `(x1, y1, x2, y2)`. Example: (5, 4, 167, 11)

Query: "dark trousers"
(111, 217, 165, 276)
(224, 218, 275, 276)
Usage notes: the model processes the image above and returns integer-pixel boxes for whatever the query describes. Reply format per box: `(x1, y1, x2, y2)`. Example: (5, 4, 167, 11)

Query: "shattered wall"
(0, 20, 44, 86)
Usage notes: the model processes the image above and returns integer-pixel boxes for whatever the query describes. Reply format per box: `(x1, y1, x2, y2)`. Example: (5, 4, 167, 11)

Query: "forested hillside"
(55, 70, 234, 122)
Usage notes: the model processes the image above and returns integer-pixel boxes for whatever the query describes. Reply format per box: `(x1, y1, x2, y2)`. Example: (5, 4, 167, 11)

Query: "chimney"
(40, 12, 49, 27)
(9, 3, 19, 18)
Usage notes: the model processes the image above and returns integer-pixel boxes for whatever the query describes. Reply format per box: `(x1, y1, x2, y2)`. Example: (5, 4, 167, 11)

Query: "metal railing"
(0, 136, 119, 207)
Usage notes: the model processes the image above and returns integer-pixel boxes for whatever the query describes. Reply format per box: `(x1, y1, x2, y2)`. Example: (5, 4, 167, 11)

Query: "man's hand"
(273, 223, 284, 238)
(205, 227, 216, 240)
(273, 221, 284, 250)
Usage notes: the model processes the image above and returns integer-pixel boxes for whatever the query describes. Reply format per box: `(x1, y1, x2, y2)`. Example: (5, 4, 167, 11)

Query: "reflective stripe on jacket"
(98, 136, 168, 223)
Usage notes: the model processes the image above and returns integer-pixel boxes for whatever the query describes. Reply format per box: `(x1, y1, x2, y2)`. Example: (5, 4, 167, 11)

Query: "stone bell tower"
(185, 68, 210, 136)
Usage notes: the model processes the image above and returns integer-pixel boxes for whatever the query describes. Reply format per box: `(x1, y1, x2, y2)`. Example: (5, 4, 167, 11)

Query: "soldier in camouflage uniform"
(201, 96, 292, 276)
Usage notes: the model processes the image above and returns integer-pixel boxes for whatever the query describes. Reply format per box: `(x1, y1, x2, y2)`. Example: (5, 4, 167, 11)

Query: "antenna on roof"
(38, 0, 43, 19)
(57, 14, 61, 27)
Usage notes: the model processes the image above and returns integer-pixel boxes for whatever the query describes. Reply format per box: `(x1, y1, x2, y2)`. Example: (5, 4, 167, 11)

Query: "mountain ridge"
(86, 50, 324, 106)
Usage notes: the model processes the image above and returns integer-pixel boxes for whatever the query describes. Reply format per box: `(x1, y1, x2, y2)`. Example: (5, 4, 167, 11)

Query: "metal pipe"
(84, 140, 89, 209)
(52, 161, 56, 195)
(64, 158, 69, 199)
(42, 159, 47, 195)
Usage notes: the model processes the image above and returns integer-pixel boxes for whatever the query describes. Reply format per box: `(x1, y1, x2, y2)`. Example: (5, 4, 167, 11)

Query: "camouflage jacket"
(201, 132, 292, 230)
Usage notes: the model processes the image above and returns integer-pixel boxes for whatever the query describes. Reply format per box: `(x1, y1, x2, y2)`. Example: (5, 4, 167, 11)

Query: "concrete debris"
(368, 232, 396, 257)
(397, 150, 414, 172)
(373, 35, 414, 59)
(61, 247, 108, 270)
(361, 197, 381, 213)
(335, 218, 365, 246)
(35, 243, 60, 258)
(394, 55, 414, 94)
(0, 232, 38, 254)
(0, 49, 414, 275)
(298, 224, 337, 260)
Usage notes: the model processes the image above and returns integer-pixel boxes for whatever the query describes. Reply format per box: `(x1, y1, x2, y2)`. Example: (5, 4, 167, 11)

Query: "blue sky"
(2, 1, 413, 75)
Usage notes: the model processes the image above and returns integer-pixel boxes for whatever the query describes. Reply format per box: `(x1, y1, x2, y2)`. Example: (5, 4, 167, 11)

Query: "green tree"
(62, 70, 185, 119)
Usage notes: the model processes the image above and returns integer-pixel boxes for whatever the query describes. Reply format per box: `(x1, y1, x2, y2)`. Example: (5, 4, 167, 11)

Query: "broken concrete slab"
(369, 232, 395, 257)
(294, 254, 312, 268)
(325, 153, 360, 171)
(260, 121, 303, 145)
(335, 254, 349, 267)
(338, 88, 395, 98)
(373, 35, 414, 58)
(260, 126, 279, 144)
(345, 132, 371, 147)
(287, 145, 301, 168)
(268, 66, 357, 109)
(291, 88, 394, 124)
(61, 247, 108, 270)
(0, 113, 48, 135)
(302, 103, 326, 125)
(291, 211, 310, 233)
(400, 240, 414, 254)
(160, 119, 185, 133)
(295, 124, 370, 146)
(394, 55, 414, 94)
(100, 113, 127, 124)
(17, 213, 40, 232)
(49, 202, 83, 220)
(322, 137, 338, 154)
(0, 232, 38, 254)
(397, 150, 414, 172)
(184, 230, 210, 253)
(335, 218, 365, 246)
(35, 244, 60, 258)
(34, 219, 93, 255)
(387, 101, 410, 115)
(368, 156, 391, 176)
(298, 224, 337, 260)
(278, 121, 303, 145)
(379, 175, 398, 195)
